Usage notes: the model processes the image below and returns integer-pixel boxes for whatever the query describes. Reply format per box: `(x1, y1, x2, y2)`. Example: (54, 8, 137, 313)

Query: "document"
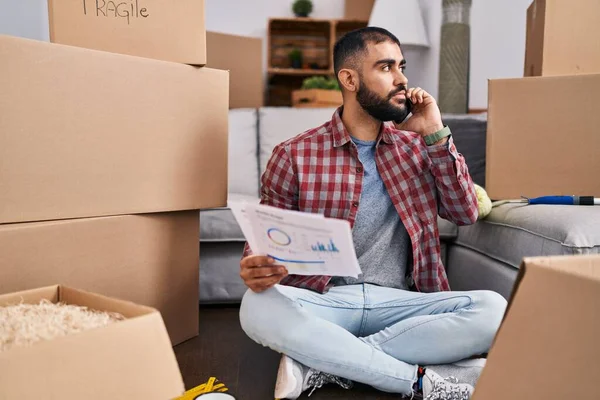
(229, 201, 362, 278)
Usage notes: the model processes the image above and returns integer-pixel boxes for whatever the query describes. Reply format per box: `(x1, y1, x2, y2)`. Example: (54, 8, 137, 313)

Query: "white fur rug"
(0, 299, 125, 352)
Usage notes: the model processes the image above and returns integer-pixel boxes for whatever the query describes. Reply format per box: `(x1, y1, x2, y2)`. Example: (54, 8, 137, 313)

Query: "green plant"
(288, 48, 303, 68)
(301, 76, 340, 91)
(292, 0, 313, 17)
(289, 48, 302, 61)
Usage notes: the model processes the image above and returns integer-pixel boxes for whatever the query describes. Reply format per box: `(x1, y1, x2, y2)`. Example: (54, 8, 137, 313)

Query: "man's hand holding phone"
(394, 87, 445, 141)
(240, 255, 288, 293)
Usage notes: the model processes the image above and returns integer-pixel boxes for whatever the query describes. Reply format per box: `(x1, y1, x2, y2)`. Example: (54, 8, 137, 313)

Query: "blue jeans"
(239, 283, 507, 395)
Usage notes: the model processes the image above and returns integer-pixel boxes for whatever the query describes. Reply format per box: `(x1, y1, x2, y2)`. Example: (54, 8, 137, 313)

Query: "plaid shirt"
(243, 108, 478, 293)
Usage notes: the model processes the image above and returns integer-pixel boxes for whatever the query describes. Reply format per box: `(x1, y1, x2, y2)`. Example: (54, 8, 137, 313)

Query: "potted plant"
(288, 48, 303, 69)
(301, 76, 341, 91)
(292, 76, 343, 107)
(292, 0, 313, 18)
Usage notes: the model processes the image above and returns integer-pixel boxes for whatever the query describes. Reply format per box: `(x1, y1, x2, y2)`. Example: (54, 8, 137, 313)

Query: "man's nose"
(393, 69, 408, 87)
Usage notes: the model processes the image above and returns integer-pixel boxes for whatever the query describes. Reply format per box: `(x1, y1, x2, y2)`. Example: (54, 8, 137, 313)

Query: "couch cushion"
(455, 203, 600, 269)
(438, 217, 458, 240)
(258, 107, 337, 176)
(228, 108, 259, 197)
(200, 194, 259, 242)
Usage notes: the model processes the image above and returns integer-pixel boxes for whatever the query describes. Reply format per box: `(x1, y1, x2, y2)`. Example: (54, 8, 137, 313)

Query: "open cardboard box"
(473, 255, 600, 399)
(0, 285, 185, 399)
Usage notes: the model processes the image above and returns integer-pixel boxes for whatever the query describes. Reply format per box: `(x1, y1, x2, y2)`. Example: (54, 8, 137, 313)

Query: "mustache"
(388, 85, 408, 99)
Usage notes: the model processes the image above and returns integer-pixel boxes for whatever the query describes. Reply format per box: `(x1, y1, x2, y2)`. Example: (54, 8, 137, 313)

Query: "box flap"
(473, 255, 600, 399)
(59, 285, 157, 318)
(0, 285, 59, 306)
(524, 254, 600, 281)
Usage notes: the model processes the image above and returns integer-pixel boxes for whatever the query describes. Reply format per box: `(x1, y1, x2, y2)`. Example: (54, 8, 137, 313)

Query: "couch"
(198, 107, 600, 304)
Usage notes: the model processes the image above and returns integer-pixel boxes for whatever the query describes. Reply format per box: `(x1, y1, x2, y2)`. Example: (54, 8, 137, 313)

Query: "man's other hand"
(240, 255, 288, 293)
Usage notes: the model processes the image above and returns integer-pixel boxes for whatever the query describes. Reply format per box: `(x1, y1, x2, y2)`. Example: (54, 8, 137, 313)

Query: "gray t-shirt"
(333, 136, 412, 289)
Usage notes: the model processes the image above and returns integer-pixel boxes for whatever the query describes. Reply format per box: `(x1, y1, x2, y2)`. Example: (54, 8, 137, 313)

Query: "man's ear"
(337, 68, 359, 93)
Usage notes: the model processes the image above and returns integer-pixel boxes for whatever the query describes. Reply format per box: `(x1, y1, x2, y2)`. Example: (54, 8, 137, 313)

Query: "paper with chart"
(229, 201, 362, 277)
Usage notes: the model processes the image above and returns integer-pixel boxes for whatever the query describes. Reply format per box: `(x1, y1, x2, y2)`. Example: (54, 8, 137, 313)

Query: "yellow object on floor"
(174, 377, 232, 399)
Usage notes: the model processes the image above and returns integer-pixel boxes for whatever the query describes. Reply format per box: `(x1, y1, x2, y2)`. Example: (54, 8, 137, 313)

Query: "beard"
(356, 82, 410, 122)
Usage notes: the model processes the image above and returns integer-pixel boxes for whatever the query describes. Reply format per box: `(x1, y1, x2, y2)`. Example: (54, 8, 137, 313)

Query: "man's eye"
(383, 65, 391, 71)
(401, 66, 407, 72)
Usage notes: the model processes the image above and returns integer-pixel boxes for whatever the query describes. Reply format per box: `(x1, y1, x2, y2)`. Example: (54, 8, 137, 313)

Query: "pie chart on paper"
(267, 228, 292, 246)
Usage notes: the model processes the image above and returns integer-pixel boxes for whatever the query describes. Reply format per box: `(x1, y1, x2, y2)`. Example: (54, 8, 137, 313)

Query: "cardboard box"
(292, 89, 343, 108)
(344, 0, 375, 21)
(485, 74, 600, 199)
(48, 0, 206, 65)
(0, 35, 228, 224)
(0, 285, 185, 400)
(0, 210, 199, 346)
(524, 0, 600, 76)
(473, 255, 600, 399)
(206, 31, 264, 109)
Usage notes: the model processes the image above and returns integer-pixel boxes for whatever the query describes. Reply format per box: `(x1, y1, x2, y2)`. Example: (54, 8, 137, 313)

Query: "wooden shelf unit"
(267, 18, 367, 106)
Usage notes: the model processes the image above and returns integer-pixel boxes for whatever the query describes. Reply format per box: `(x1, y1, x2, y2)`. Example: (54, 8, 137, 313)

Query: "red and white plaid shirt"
(243, 107, 478, 293)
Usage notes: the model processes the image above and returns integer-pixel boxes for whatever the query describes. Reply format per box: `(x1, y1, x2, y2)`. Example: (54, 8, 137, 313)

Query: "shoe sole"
(274, 355, 297, 399)
(453, 358, 487, 368)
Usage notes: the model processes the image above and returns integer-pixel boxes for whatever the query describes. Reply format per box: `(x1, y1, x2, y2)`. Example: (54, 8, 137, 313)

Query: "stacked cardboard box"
(523, 0, 600, 77)
(206, 31, 264, 109)
(485, 0, 600, 199)
(1, 0, 228, 396)
(48, 0, 207, 65)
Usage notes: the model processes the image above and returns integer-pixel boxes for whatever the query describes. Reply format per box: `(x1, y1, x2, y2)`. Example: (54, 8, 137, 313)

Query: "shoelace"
(424, 376, 471, 400)
(306, 371, 353, 397)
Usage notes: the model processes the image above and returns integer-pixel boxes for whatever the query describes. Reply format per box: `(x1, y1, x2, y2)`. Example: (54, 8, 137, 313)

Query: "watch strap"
(424, 126, 451, 145)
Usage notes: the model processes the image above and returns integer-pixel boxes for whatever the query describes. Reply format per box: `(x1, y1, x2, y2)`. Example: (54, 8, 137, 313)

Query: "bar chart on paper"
(229, 201, 362, 277)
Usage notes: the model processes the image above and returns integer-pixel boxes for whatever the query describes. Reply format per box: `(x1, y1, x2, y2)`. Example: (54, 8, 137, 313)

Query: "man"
(238, 27, 507, 399)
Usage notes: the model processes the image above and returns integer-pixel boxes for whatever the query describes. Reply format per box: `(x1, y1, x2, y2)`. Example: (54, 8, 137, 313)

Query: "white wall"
(0, 0, 49, 41)
(0, 0, 532, 109)
(385, 0, 532, 110)
(205, 0, 345, 36)
(469, 0, 532, 108)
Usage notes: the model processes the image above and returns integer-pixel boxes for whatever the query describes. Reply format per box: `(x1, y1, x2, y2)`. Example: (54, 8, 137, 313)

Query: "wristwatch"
(424, 126, 451, 146)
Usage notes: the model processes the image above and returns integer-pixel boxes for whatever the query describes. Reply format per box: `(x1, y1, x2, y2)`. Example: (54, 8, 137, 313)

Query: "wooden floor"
(173, 305, 399, 399)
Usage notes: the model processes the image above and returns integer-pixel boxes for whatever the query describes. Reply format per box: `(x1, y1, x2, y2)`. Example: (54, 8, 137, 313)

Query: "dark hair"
(333, 27, 401, 77)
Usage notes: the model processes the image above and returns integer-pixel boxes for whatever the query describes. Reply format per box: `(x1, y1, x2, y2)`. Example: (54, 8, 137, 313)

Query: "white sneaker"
(274, 354, 309, 399)
(426, 358, 486, 388)
(274, 354, 353, 399)
(422, 369, 474, 400)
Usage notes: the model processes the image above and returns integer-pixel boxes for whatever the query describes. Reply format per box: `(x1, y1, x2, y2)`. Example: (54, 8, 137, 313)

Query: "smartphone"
(394, 98, 413, 124)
